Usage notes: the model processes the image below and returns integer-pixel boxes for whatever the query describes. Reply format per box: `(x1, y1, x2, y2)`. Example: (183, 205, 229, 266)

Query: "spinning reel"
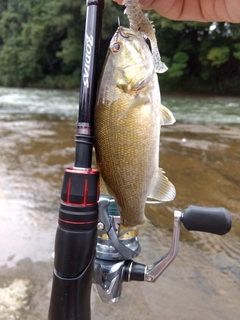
(93, 196, 232, 303)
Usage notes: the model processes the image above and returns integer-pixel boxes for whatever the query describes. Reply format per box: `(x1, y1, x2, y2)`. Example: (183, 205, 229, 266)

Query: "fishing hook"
(118, 26, 130, 39)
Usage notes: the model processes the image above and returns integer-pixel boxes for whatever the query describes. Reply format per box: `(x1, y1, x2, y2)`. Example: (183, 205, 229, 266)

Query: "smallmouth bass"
(94, 27, 175, 235)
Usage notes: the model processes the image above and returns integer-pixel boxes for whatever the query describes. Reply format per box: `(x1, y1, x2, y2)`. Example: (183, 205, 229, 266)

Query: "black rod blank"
(75, 0, 104, 168)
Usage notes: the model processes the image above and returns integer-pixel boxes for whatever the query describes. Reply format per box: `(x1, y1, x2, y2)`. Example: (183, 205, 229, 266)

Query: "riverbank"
(0, 120, 239, 320)
(2, 81, 240, 97)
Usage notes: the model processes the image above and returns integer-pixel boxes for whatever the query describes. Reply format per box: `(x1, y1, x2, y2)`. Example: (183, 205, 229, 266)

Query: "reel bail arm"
(97, 198, 141, 259)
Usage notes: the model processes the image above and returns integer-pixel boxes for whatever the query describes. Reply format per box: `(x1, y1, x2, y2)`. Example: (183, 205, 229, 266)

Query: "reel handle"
(182, 205, 232, 235)
(94, 204, 232, 300)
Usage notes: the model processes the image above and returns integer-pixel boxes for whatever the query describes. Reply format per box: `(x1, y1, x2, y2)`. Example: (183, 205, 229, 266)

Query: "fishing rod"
(48, 0, 232, 319)
(48, 1, 104, 319)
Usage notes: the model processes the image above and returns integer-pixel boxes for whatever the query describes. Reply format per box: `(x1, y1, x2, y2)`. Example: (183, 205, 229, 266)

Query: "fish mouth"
(118, 27, 131, 39)
(121, 62, 143, 69)
(113, 26, 152, 52)
(113, 26, 137, 42)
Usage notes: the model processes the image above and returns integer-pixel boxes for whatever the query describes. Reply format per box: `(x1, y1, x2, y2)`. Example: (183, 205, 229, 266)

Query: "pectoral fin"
(160, 105, 176, 126)
(148, 168, 176, 202)
(118, 96, 149, 120)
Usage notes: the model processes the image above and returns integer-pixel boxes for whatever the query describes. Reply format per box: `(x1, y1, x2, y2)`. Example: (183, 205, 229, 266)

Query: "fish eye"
(111, 42, 122, 53)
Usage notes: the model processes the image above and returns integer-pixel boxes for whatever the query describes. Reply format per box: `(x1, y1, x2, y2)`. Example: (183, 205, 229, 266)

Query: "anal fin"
(148, 168, 176, 202)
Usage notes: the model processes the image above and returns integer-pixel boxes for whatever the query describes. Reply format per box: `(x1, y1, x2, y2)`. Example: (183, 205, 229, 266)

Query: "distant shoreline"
(0, 85, 240, 98)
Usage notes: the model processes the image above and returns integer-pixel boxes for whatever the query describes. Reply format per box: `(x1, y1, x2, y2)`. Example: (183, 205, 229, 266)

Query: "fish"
(122, 0, 167, 73)
(94, 26, 176, 235)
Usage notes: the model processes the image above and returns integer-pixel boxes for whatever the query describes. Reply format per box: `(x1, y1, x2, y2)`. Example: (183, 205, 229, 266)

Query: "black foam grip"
(182, 205, 232, 235)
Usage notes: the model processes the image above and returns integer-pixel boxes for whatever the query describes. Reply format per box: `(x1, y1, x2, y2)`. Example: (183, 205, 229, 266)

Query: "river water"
(0, 87, 239, 319)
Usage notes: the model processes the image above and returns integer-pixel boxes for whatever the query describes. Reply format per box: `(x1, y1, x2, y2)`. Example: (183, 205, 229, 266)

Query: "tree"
(0, 0, 85, 87)
(0, 0, 239, 93)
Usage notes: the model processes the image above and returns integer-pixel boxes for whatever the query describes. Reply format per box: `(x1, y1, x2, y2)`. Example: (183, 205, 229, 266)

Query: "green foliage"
(101, 1, 128, 39)
(0, 1, 239, 93)
(233, 43, 240, 60)
(166, 52, 189, 78)
(0, 0, 85, 86)
(56, 38, 82, 70)
(149, 16, 240, 93)
(207, 47, 230, 66)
